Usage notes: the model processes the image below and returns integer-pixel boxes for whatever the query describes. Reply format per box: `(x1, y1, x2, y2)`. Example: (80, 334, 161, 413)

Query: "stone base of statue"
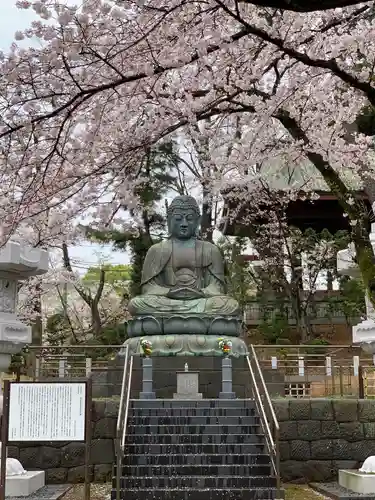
(127, 314, 242, 338)
(121, 334, 248, 357)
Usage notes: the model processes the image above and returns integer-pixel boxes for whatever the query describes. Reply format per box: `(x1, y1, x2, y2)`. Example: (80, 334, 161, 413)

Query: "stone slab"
(177, 372, 199, 393)
(310, 481, 375, 499)
(174, 371, 202, 399)
(339, 470, 375, 494)
(6, 484, 71, 500)
(6, 471, 46, 497)
(173, 393, 203, 399)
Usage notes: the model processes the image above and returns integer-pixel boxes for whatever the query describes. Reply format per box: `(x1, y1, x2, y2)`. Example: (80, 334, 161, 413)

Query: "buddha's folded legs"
(128, 295, 240, 316)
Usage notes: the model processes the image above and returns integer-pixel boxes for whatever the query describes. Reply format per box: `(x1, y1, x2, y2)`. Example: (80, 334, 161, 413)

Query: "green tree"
(82, 264, 132, 295)
(86, 141, 180, 297)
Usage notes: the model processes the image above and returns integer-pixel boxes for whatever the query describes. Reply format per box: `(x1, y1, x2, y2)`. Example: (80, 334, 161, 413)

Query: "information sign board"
(8, 382, 86, 442)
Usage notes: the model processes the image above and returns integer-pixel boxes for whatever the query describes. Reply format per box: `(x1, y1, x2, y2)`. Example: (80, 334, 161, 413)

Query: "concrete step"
(117, 464, 272, 476)
(129, 407, 256, 417)
(117, 475, 277, 488)
(111, 487, 284, 500)
(124, 443, 265, 454)
(127, 415, 260, 425)
(126, 433, 264, 444)
(121, 453, 271, 466)
(127, 424, 262, 435)
(130, 399, 256, 409)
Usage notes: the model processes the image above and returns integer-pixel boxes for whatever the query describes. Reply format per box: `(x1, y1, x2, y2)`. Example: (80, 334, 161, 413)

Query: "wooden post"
(358, 365, 365, 399)
(84, 378, 92, 500)
(0, 381, 10, 500)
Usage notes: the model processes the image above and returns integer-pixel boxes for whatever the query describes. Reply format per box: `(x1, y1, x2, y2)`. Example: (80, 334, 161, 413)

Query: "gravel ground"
(59, 483, 329, 500)
(61, 484, 111, 500)
(285, 484, 330, 500)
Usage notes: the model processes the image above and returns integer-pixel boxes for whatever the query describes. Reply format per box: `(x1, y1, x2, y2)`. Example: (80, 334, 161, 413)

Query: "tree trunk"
(31, 285, 43, 345)
(90, 304, 102, 339)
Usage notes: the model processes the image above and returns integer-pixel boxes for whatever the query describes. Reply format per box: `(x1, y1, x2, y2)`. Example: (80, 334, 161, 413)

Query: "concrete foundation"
(6, 471, 45, 497)
(339, 469, 375, 494)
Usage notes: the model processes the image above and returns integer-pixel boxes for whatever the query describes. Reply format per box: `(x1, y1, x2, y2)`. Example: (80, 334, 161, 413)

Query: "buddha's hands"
(167, 287, 205, 300)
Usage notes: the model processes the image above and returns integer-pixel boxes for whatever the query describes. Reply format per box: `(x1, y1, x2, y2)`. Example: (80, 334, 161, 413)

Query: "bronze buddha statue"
(127, 195, 242, 337)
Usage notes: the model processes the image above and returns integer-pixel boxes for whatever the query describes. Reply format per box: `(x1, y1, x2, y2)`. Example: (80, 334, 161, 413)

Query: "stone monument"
(122, 195, 248, 397)
(174, 363, 202, 399)
(0, 241, 48, 497)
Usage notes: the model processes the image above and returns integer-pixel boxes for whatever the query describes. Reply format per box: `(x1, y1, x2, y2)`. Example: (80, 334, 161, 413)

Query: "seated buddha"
(127, 195, 242, 337)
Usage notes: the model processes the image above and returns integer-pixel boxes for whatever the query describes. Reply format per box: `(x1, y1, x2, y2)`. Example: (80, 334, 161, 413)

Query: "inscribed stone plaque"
(8, 382, 86, 442)
(174, 372, 202, 399)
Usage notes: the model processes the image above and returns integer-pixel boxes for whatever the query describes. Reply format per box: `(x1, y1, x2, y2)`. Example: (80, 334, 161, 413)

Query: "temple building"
(220, 159, 371, 343)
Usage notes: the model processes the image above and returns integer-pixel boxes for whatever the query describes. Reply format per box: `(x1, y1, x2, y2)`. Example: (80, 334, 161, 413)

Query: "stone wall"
(274, 399, 375, 483)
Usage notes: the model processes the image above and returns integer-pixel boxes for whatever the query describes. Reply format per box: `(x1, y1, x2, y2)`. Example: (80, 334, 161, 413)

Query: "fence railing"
(244, 301, 360, 325)
(6, 343, 375, 399)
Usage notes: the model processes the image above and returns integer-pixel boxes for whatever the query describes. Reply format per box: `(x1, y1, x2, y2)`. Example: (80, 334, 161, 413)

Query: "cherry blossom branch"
(240, 0, 369, 11)
(215, 0, 375, 105)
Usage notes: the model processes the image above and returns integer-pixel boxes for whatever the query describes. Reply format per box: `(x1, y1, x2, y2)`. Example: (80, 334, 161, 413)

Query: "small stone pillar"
(219, 357, 235, 399)
(139, 357, 155, 399)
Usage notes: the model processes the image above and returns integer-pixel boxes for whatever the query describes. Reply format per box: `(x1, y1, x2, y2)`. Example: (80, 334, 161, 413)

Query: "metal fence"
(5, 343, 375, 399)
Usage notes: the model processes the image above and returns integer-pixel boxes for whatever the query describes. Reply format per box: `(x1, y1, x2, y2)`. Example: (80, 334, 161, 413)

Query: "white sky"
(0, 2, 131, 272)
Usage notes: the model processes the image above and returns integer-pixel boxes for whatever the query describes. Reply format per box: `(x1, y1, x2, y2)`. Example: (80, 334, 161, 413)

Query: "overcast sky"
(0, 2, 130, 271)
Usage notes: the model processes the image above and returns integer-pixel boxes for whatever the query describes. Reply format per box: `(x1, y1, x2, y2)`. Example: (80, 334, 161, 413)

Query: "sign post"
(0, 379, 92, 500)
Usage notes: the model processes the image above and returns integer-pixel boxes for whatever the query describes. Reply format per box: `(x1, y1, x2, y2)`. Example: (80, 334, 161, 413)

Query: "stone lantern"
(337, 223, 375, 353)
(0, 241, 48, 374)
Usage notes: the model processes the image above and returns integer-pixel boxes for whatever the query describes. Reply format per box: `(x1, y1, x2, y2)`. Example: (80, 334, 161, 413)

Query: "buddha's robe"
(128, 239, 240, 316)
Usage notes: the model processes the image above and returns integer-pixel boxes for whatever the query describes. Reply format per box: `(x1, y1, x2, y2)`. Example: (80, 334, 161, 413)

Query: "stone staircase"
(112, 399, 283, 500)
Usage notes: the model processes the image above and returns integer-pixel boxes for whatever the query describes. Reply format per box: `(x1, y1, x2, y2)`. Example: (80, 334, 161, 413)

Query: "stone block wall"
(8, 400, 119, 484)
(273, 399, 375, 483)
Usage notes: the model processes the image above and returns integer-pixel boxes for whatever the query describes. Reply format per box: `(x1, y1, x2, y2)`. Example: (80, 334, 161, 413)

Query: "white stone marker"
(174, 365, 202, 399)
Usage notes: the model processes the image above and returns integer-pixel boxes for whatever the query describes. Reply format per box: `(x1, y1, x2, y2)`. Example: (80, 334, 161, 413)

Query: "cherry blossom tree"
(2, 0, 375, 308)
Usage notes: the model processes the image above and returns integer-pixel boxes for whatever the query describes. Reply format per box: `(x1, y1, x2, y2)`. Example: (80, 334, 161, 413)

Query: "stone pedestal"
(6, 471, 45, 497)
(339, 469, 375, 494)
(0, 242, 48, 496)
(0, 242, 48, 372)
(174, 371, 202, 399)
(121, 334, 248, 357)
(219, 357, 235, 399)
(139, 357, 155, 399)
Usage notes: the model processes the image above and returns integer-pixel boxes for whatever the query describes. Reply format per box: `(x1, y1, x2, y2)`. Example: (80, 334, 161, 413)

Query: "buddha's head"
(167, 195, 200, 240)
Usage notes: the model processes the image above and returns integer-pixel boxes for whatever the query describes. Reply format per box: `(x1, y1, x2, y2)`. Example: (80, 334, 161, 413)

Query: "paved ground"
(5, 483, 330, 500)
(59, 484, 328, 500)
(6, 485, 71, 500)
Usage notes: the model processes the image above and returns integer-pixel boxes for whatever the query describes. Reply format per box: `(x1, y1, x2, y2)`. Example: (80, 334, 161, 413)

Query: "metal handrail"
(246, 345, 281, 498)
(121, 355, 134, 451)
(116, 346, 129, 443)
(115, 347, 132, 500)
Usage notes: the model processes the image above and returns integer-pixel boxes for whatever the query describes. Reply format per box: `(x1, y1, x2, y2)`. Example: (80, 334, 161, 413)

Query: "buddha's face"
(169, 209, 199, 240)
